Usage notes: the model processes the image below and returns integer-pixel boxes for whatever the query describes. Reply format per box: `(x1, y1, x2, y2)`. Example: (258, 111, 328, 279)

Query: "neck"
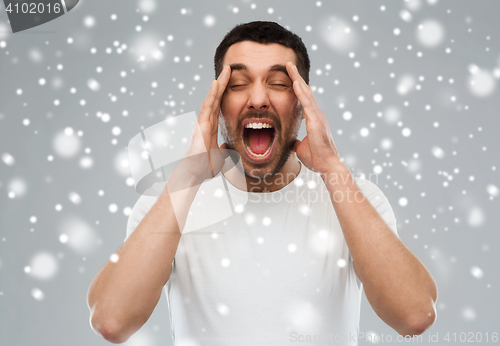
(223, 154, 302, 193)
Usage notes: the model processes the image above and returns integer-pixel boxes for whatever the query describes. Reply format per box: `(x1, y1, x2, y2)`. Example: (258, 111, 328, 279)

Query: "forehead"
(223, 41, 297, 71)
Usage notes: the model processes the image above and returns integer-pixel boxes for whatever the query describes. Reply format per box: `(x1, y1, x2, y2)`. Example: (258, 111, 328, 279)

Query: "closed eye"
(271, 84, 290, 88)
(230, 83, 289, 89)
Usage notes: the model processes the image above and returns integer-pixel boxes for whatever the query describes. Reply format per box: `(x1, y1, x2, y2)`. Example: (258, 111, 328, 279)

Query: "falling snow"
(0, 1, 498, 344)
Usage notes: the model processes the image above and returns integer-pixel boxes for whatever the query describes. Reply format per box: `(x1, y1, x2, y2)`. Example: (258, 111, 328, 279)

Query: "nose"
(247, 82, 270, 111)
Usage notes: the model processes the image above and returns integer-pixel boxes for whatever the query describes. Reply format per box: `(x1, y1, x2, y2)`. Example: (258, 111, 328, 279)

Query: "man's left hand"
(286, 61, 343, 175)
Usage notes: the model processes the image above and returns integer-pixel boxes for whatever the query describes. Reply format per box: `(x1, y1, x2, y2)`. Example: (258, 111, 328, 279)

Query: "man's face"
(219, 41, 303, 180)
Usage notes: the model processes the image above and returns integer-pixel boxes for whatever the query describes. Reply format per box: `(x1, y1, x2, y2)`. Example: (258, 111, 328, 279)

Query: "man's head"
(214, 21, 310, 83)
(214, 21, 310, 181)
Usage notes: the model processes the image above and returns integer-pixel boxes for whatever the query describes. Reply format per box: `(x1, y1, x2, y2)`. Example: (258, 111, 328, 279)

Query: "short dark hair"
(214, 21, 310, 84)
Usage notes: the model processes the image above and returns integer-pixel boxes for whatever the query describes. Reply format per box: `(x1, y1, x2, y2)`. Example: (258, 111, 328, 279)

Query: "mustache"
(236, 110, 282, 134)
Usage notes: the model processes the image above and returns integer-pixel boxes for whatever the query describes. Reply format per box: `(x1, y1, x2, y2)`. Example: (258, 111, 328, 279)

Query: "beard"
(219, 107, 302, 181)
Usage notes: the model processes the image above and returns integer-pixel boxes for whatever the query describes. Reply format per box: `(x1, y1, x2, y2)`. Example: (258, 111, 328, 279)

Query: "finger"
(286, 62, 324, 119)
(207, 66, 231, 147)
(286, 62, 309, 93)
(287, 62, 315, 99)
(218, 65, 231, 90)
(285, 62, 309, 109)
(286, 63, 320, 114)
(199, 80, 218, 123)
(211, 65, 231, 117)
(296, 80, 330, 128)
(207, 66, 229, 136)
(293, 80, 319, 123)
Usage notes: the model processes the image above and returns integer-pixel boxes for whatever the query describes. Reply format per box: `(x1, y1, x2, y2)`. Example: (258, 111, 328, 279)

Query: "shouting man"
(87, 21, 438, 345)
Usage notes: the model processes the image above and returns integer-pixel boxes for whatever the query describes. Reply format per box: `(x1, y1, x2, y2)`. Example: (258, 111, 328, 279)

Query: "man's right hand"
(173, 65, 231, 186)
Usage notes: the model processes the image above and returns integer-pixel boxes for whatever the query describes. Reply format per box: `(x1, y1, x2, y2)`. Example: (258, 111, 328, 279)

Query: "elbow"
(90, 313, 128, 344)
(402, 306, 437, 337)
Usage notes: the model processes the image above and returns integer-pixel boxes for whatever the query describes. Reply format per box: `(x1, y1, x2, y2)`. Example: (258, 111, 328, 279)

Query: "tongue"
(248, 129, 273, 155)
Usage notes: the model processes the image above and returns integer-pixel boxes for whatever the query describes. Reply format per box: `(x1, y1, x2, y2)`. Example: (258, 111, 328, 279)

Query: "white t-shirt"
(125, 164, 398, 346)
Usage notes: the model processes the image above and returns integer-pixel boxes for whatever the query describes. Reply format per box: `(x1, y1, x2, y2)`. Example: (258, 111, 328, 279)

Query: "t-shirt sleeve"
(124, 194, 161, 242)
(354, 177, 398, 237)
(350, 177, 399, 289)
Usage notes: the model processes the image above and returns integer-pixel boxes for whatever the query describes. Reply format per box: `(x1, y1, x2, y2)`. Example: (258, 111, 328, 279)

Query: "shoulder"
(129, 194, 160, 219)
(353, 176, 386, 199)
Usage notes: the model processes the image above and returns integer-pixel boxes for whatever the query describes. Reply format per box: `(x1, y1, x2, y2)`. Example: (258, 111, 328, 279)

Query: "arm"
(86, 66, 231, 343)
(322, 164, 437, 336)
(285, 61, 437, 337)
(86, 171, 197, 343)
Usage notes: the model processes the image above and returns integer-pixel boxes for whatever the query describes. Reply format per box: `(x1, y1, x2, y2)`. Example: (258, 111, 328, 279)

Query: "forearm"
(87, 170, 200, 342)
(321, 163, 437, 335)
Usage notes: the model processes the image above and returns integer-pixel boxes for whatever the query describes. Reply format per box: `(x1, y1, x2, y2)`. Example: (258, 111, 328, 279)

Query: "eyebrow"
(229, 63, 290, 78)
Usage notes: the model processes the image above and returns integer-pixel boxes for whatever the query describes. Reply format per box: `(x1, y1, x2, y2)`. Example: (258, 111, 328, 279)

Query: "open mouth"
(241, 119, 276, 163)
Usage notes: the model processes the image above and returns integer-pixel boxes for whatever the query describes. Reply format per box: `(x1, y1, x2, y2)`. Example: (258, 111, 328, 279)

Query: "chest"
(173, 200, 351, 296)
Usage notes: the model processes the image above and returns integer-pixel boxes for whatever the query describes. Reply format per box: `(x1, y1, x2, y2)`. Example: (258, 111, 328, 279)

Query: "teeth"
(245, 142, 272, 157)
(244, 122, 273, 129)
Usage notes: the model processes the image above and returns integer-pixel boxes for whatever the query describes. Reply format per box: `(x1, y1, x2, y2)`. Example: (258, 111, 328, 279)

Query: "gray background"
(1, 0, 499, 345)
